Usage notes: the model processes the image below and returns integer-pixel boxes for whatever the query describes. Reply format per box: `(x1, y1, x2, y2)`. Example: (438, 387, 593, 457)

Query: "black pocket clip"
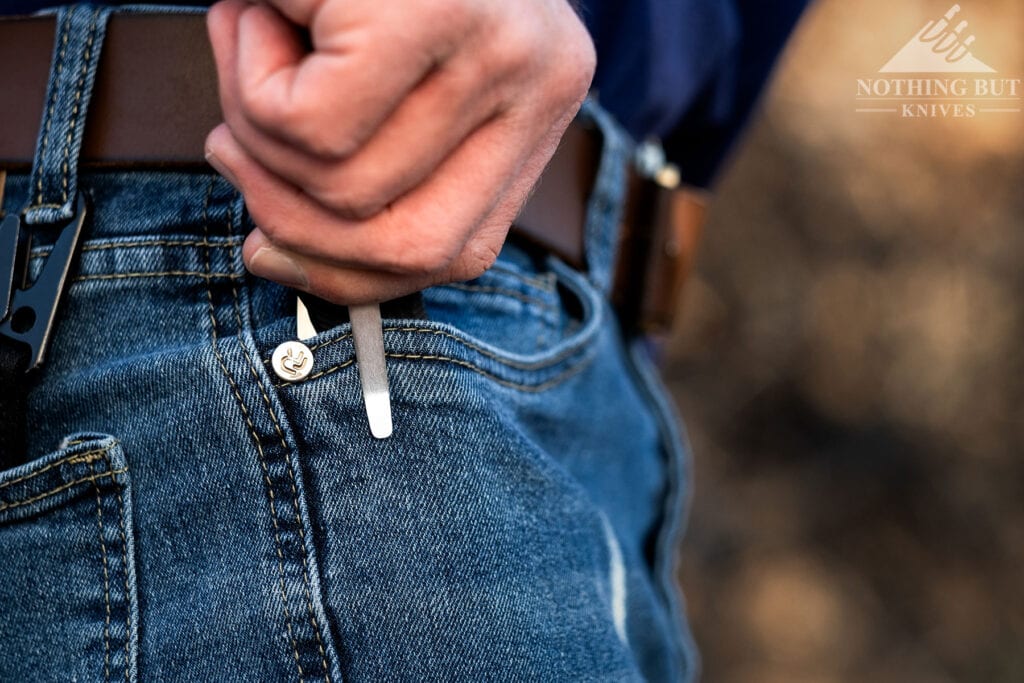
(0, 173, 87, 371)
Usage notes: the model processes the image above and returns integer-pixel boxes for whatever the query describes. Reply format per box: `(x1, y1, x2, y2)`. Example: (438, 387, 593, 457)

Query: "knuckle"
(250, 213, 285, 243)
(550, 30, 596, 100)
(240, 93, 362, 159)
(387, 235, 456, 275)
(459, 243, 500, 281)
(395, 250, 447, 276)
(237, 81, 281, 131)
(245, 201, 298, 249)
(491, 32, 536, 76)
(295, 120, 363, 159)
(316, 184, 387, 221)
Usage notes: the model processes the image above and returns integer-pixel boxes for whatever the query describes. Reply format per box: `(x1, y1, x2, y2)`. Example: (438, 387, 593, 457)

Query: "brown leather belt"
(0, 13, 703, 333)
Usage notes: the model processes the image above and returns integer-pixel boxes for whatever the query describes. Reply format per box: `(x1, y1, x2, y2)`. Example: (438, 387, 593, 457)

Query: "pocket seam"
(0, 462, 126, 513)
(89, 451, 133, 683)
(266, 323, 590, 375)
(273, 350, 595, 392)
(0, 446, 110, 492)
(32, 236, 244, 258)
(202, 183, 335, 682)
(385, 351, 594, 392)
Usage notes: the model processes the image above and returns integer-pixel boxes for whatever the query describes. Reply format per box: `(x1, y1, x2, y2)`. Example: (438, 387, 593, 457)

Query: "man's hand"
(204, 0, 595, 304)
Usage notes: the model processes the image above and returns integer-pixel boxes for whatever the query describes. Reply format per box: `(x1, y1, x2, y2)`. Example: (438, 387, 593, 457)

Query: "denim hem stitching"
(226, 202, 333, 683)
(74, 271, 241, 282)
(273, 350, 594, 393)
(32, 10, 70, 207)
(90, 457, 114, 683)
(31, 237, 245, 258)
(626, 342, 700, 681)
(0, 466, 126, 513)
(59, 7, 101, 205)
(236, 335, 334, 682)
(108, 448, 133, 683)
(200, 180, 307, 682)
(284, 324, 590, 373)
(0, 447, 107, 491)
(270, 359, 354, 387)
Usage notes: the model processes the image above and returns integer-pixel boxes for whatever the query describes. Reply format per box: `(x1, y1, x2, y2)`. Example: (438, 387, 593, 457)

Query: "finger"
(208, 123, 459, 274)
(255, 0, 320, 27)
(208, 0, 270, 144)
(217, 57, 501, 220)
(444, 102, 584, 281)
(241, 131, 546, 306)
(236, 105, 581, 305)
(205, 112, 543, 275)
(242, 229, 443, 304)
(233, 1, 453, 158)
(207, 0, 249, 100)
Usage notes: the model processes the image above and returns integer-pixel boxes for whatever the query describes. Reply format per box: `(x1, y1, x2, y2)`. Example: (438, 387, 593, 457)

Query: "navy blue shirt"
(3, 0, 809, 187)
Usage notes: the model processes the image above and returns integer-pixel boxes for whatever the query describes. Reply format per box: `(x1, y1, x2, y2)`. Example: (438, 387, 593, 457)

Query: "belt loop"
(577, 99, 634, 296)
(24, 4, 111, 225)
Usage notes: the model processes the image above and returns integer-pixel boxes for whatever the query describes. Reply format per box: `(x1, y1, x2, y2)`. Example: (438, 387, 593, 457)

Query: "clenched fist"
(204, 0, 595, 304)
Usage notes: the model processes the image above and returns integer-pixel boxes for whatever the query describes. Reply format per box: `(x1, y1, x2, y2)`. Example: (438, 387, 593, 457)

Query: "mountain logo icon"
(880, 4, 996, 73)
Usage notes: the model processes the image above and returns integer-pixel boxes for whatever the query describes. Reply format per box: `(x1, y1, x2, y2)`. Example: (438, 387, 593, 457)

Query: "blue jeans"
(0, 5, 698, 681)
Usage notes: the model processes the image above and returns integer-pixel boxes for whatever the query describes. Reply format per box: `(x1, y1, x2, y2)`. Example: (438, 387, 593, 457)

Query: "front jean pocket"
(0, 433, 139, 682)
(263, 251, 605, 396)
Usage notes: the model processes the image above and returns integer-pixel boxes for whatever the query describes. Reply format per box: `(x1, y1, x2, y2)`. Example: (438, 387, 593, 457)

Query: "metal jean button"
(271, 340, 314, 382)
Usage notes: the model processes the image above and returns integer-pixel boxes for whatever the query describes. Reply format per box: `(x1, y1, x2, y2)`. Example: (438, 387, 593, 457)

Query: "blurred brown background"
(665, 1, 1024, 681)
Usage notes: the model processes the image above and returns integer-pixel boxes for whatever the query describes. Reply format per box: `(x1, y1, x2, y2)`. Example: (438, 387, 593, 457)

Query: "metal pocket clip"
(0, 172, 87, 370)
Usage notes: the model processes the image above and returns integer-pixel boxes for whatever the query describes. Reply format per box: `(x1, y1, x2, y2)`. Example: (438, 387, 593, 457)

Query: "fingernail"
(204, 149, 240, 189)
(248, 246, 308, 289)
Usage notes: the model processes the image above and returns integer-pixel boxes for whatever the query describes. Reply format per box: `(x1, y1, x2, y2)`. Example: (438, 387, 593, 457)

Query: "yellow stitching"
(74, 272, 241, 282)
(31, 238, 243, 257)
(0, 447, 112, 492)
(206, 320, 306, 681)
(262, 332, 353, 367)
(310, 333, 351, 352)
(82, 239, 244, 251)
(0, 467, 127, 512)
(90, 459, 113, 683)
(261, 269, 567, 365)
(272, 359, 355, 388)
(238, 332, 334, 682)
(59, 7, 100, 204)
(33, 11, 70, 207)
(105, 448, 132, 683)
(260, 277, 576, 370)
(279, 352, 590, 394)
(66, 452, 105, 465)
(268, 323, 586, 373)
(201, 181, 306, 682)
(227, 208, 333, 683)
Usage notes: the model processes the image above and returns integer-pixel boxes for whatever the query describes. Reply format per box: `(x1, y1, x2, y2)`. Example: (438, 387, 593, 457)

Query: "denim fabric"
(0, 6, 697, 681)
